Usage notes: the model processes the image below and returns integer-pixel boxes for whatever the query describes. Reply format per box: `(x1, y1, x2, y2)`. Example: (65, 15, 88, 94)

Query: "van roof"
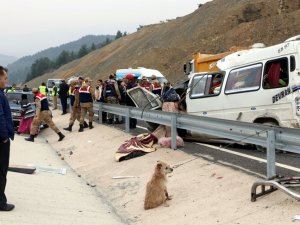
(116, 68, 165, 79)
(217, 40, 300, 71)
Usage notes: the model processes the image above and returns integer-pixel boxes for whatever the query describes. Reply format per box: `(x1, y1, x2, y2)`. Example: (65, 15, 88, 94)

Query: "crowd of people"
(15, 72, 168, 140)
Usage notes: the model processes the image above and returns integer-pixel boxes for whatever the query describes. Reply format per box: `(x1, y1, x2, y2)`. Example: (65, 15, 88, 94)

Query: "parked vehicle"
(47, 79, 63, 95)
(5, 91, 35, 127)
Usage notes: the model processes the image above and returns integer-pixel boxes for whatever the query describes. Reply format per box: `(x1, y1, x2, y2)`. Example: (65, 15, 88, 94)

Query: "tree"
(90, 43, 96, 52)
(123, 31, 127, 36)
(115, 30, 123, 40)
(55, 50, 70, 68)
(78, 44, 88, 58)
(70, 51, 77, 60)
(27, 57, 52, 81)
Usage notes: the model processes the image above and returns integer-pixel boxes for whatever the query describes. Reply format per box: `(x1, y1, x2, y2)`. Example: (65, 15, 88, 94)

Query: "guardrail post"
(125, 108, 130, 133)
(171, 114, 177, 150)
(266, 130, 276, 179)
(98, 103, 103, 124)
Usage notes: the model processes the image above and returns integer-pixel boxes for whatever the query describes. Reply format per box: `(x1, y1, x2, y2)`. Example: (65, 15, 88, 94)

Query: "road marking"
(196, 143, 300, 173)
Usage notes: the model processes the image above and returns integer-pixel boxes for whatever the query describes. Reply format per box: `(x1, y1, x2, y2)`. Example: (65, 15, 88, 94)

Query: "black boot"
(25, 135, 35, 142)
(89, 122, 94, 129)
(58, 132, 65, 141)
(78, 124, 84, 132)
(83, 121, 89, 128)
(63, 124, 73, 132)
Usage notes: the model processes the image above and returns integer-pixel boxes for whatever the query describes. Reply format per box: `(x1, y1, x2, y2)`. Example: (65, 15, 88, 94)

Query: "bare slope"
(27, 0, 300, 87)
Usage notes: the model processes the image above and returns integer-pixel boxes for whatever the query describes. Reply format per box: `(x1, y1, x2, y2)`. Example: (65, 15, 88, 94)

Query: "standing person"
(140, 76, 151, 91)
(150, 75, 162, 96)
(58, 79, 69, 115)
(38, 82, 48, 95)
(22, 85, 29, 92)
(17, 94, 35, 134)
(52, 82, 58, 110)
(63, 80, 88, 132)
(25, 88, 65, 142)
(124, 74, 137, 129)
(95, 79, 107, 123)
(95, 79, 103, 102)
(78, 76, 84, 87)
(78, 77, 95, 132)
(0, 66, 15, 211)
(103, 74, 121, 124)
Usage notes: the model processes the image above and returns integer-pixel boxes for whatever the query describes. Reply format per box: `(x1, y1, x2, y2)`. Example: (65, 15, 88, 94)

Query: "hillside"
(0, 54, 17, 67)
(27, 0, 300, 87)
(8, 35, 115, 84)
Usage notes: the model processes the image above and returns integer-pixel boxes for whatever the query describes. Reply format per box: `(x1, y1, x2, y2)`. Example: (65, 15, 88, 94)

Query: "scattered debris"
(35, 166, 67, 175)
(61, 157, 64, 160)
(8, 165, 36, 174)
(293, 215, 300, 221)
(69, 151, 73, 155)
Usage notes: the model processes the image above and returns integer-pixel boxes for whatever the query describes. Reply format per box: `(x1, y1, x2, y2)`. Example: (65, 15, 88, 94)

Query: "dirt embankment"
(27, 0, 300, 88)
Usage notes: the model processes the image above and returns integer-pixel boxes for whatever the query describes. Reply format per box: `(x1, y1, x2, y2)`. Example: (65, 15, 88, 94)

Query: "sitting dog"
(144, 161, 173, 210)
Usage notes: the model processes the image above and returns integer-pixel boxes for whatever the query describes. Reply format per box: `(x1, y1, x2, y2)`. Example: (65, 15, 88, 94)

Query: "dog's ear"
(156, 163, 162, 169)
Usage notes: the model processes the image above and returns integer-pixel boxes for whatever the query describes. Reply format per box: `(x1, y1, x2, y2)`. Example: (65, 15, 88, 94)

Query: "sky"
(1, 0, 211, 58)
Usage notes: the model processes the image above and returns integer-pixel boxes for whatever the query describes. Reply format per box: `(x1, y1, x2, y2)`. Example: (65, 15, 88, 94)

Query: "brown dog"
(144, 161, 173, 210)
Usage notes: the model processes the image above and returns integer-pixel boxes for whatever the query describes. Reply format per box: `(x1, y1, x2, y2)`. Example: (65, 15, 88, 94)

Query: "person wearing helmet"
(25, 88, 65, 142)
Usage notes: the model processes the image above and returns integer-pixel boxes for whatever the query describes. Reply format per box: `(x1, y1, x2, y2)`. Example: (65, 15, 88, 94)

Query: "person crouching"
(25, 88, 65, 142)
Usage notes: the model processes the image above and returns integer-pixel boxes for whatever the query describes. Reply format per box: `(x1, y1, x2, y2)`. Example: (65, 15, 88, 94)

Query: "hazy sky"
(1, 0, 211, 58)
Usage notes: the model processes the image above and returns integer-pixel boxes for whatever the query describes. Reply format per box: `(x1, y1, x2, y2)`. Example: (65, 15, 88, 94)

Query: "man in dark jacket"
(58, 79, 69, 115)
(0, 66, 15, 211)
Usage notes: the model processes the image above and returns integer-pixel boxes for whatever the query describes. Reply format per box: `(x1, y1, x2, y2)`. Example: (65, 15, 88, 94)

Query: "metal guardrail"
(92, 102, 300, 201)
